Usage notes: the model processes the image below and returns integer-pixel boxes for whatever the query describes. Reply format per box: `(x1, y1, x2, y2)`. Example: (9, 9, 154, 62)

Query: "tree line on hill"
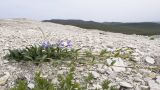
(43, 19, 160, 35)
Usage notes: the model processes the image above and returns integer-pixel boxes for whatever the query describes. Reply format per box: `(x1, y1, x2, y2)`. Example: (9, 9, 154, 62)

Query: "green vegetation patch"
(4, 40, 134, 66)
(11, 66, 118, 90)
(4, 41, 80, 64)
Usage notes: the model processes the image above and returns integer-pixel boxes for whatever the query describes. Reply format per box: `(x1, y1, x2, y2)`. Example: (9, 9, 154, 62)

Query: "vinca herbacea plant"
(4, 40, 80, 64)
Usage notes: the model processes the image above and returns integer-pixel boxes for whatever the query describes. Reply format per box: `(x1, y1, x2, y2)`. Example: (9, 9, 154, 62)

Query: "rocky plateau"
(0, 19, 160, 90)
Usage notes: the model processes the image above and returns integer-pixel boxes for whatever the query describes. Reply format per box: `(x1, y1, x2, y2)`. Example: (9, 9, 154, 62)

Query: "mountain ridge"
(43, 19, 160, 35)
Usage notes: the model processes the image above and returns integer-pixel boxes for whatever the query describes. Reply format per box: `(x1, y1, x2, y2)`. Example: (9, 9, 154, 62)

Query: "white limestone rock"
(134, 77, 143, 82)
(145, 56, 155, 64)
(133, 57, 141, 62)
(89, 84, 102, 90)
(28, 83, 35, 89)
(140, 85, 149, 90)
(107, 58, 126, 72)
(147, 80, 160, 90)
(120, 82, 133, 88)
(0, 72, 10, 85)
(90, 71, 100, 79)
(132, 52, 139, 56)
(156, 76, 160, 84)
(57, 70, 65, 75)
(51, 78, 59, 84)
(97, 68, 106, 74)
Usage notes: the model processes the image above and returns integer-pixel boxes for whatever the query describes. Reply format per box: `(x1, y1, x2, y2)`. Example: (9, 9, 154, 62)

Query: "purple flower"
(57, 40, 65, 48)
(42, 41, 50, 48)
(57, 40, 72, 48)
(66, 40, 72, 48)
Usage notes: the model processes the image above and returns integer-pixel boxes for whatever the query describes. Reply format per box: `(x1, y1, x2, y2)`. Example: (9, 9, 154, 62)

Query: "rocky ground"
(0, 18, 160, 90)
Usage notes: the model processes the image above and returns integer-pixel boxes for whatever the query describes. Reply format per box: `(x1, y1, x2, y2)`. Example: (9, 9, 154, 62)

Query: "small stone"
(112, 67, 126, 72)
(156, 76, 160, 84)
(0, 86, 6, 90)
(134, 83, 141, 90)
(93, 84, 102, 89)
(139, 69, 152, 75)
(3, 44, 9, 50)
(145, 56, 155, 64)
(77, 67, 84, 72)
(107, 58, 126, 72)
(97, 68, 105, 74)
(140, 85, 149, 90)
(82, 72, 88, 77)
(107, 48, 114, 52)
(105, 67, 114, 74)
(134, 77, 143, 82)
(101, 75, 108, 80)
(135, 49, 142, 54)
(96, 64, 104, 68)
(28, 83, 35, 89)
(135, 73, 143, 78)
(52, 78, 59, 84)
(132, 52, 139, 56)
(127, 44, 136, 49)
(90, 84, 102, 89)
(2, 60, 9, 64)
(147, 80, 160, 90)
(90, 71, 100, 79)
(133, 57, 141, 62)
(0, 72, 10, 85)
(120, 82, 133, 88)
(57, 70, 64, 75)
(144, 77, 152, 82)
(59, 67, 68, 70)
(108, 58, 126, 67)
(107, 45, 113, 49)
(115, 77, 122, 82)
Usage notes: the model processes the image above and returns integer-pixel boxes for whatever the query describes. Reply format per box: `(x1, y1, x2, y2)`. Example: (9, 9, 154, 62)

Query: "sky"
(0, 0, 160, 22)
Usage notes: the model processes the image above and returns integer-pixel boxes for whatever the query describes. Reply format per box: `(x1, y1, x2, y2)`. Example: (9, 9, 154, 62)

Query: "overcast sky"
(0, 0, 160, 22)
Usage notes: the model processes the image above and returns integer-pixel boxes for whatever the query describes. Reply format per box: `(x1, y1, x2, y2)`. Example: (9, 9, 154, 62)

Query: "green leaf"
(110, 60, 116, 66)
(24, 55, 33, 61)
(10, 80, 28, 90)
(99, 49, 108, 57)
(41, 55, 47, 62)
(102, 80, 111, 90)
(85, 73, 94, 83)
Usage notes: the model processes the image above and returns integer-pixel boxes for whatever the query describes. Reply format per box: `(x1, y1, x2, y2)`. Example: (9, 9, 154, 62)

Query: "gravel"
(0, 18, 160, 90)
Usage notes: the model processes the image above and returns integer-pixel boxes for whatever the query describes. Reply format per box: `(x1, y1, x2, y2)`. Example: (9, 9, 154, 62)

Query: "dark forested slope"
(43, 19, 160, 35)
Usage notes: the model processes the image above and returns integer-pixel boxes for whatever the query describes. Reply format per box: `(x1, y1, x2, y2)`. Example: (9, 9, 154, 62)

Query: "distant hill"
(43, 19, 160, 35)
